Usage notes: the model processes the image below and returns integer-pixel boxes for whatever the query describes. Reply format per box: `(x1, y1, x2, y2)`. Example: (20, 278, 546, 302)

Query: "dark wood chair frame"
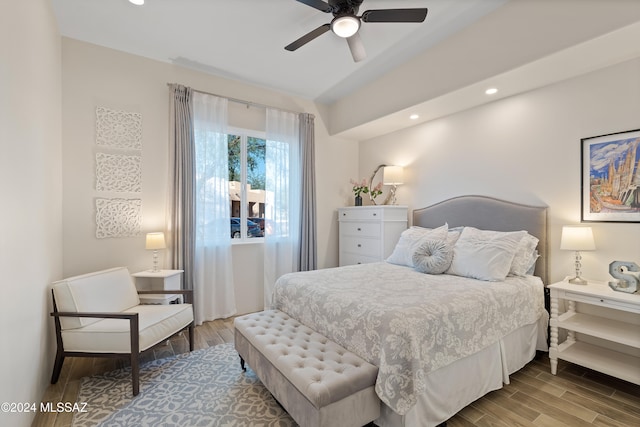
(50, 289, 194, 396)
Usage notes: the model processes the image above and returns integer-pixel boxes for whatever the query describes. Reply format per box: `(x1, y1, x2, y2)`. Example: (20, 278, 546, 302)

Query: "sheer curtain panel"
(192, 92, 236, 324)
(264, 109, 301, 309)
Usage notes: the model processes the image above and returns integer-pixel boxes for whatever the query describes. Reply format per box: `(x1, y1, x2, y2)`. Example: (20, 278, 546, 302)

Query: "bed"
(272, 195, 549, 427)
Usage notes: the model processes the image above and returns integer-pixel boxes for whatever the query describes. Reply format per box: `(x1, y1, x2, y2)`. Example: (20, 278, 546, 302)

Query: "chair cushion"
(61, 303, 194, 353)
(52, 267, 140, 330)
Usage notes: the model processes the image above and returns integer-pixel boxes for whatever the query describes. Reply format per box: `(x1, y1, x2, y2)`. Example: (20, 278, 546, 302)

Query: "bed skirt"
(376, 312, 549, 427)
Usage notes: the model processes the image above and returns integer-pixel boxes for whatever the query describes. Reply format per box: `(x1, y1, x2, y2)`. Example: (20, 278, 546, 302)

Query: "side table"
(548, 278, 640, 385)
(131, 269, 184, 304)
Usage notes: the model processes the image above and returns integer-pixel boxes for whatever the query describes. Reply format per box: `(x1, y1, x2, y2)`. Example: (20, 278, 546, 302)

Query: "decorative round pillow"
(412, 239, 453, 274)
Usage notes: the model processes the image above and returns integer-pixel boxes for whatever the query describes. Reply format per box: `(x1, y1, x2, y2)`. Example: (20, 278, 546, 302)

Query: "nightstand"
(131, 269, 184, 304)
(548, 279, 640, 385)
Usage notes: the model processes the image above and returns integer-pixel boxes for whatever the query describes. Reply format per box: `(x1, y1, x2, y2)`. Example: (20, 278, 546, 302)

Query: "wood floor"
(33, 317, 640, 427)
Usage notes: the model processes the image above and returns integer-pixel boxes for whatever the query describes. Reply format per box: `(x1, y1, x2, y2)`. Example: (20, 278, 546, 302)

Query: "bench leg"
(239, 355, 246, 371)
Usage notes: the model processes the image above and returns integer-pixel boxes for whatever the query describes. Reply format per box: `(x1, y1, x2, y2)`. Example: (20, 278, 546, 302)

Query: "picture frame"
(581, 129, 640, 223)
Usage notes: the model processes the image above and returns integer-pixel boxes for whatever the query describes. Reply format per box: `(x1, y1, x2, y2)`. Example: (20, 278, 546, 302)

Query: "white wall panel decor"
(95, 197, 142, 238)
(95, 152, 142, 192)
(95, 106, 142, 149)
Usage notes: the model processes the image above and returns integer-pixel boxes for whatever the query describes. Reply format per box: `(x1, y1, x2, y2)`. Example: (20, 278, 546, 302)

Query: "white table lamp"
(145, 232, 166, 272)
(560, 226, 595, 285)
(382, 166, 404, 205)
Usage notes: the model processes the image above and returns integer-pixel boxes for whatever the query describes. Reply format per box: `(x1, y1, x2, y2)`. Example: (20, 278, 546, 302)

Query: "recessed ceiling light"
(129, 0, 144, 5)
(409, 114, 419, 120)
(485, 88, 498, 95)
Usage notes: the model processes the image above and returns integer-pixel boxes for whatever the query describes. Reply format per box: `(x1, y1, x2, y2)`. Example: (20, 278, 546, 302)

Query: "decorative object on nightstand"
(608, 260, 640, 293)
(382, 165, 403, 205)
(548, 279, 640, 385)
(338, 206, 407, 266)
(560, 226, 595, 285)
(145, 232, 166, 272)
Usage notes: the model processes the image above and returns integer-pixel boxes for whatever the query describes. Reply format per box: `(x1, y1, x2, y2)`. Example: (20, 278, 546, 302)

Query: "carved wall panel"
(95, 152, 142, 193)
(95, 106, 142, 150)
(95, 198, 142, 238)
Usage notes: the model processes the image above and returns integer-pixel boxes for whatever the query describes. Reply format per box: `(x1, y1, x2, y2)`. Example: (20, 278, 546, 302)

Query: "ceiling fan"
(285, 0, 428, 62)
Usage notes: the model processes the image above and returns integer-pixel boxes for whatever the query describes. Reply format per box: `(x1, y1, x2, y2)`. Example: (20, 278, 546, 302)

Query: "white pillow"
(446, 226, 464, 246)
(447, 227, 525, 281)
(510, 233, 539, 276)
(386, 224, 448, 267)
(525, 250, 540, 275)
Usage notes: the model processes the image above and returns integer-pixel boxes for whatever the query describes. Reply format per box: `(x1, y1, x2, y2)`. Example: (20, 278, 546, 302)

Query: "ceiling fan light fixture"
(331, 15, 360, 38)
(129, 0, 145, 5)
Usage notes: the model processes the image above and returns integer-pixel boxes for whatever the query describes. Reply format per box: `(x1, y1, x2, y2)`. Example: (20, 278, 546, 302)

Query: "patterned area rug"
(73, 343, 296, 426)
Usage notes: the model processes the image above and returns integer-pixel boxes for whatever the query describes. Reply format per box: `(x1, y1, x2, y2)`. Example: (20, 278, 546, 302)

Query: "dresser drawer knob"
(357, 227, 362, 231)
(357, 244, 362, 248)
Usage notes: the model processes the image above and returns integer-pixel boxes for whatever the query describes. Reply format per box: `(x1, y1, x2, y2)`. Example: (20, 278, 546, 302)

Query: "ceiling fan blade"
(346, 33, 366, 62)
(285, 23, 331, 51)
(295, 0, 333, 13)
(361, 8, 428, 23)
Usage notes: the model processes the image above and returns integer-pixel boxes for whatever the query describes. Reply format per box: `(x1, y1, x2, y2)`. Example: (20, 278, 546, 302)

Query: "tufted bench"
(234, 310, 380, 427)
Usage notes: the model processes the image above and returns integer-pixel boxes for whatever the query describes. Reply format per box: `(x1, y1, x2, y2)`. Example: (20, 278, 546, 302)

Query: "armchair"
(50, 267, 194, 395)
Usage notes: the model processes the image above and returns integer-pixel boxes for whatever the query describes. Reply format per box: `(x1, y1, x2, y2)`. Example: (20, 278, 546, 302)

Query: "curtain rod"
(167, 83, 305, 116)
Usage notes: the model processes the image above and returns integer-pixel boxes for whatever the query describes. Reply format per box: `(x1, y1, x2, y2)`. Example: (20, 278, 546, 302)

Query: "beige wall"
(61, 38, 357, 315)
(358, 58, 640, 284)
(0, 1, 62, 426)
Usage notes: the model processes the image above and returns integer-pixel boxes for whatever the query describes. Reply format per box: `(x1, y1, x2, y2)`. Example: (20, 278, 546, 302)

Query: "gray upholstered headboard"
(413, 195, 548, 284)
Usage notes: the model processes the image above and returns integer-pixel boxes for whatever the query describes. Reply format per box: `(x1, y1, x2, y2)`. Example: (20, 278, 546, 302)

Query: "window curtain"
(264, 110, 316, 308)
(167, 85, 195, 296)
(168, 84, 235, 325)
(192, 92, 236, 324)
(298, 113, 317, 271)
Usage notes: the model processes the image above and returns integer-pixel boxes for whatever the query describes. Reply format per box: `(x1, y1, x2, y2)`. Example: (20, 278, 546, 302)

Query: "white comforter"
(272, 262, 545, 415)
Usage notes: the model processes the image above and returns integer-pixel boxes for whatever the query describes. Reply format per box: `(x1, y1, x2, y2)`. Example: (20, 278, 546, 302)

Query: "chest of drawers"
(338, 206, 407, 266)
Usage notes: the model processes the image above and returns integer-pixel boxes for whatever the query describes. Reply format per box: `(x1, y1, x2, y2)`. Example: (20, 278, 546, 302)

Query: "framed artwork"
(581, 129, 640, 223)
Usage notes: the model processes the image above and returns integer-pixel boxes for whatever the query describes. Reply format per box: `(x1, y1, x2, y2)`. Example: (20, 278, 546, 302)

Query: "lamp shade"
(382, 166, 404, 185)
(145, 232, 166, 250)
(560, 226, 595, 251)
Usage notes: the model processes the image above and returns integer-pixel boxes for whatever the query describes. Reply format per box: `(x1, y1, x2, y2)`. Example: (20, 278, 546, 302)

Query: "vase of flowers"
(350, 178, 368, 206)
(350, 179, 385, 206)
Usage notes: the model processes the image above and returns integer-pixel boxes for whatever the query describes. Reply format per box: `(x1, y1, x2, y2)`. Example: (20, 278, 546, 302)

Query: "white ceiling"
(51, 0, 507, 104)
(52, 0, 640, 140)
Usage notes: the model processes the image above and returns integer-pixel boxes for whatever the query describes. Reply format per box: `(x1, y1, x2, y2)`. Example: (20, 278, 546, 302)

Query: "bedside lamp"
(382, 166, 404, 205)
(145, 232, 166, 272)
(560, 226, 595, 285)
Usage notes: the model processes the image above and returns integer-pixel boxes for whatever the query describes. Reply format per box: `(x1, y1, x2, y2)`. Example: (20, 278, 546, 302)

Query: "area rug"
(73, 343, 296, 426)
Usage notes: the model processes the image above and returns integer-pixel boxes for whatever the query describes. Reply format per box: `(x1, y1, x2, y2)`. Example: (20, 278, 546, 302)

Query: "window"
(227, 129, 266, 240)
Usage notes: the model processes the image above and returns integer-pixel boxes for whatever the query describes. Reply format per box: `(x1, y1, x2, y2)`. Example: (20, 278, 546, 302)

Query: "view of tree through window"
(228, 133, 266, 239)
